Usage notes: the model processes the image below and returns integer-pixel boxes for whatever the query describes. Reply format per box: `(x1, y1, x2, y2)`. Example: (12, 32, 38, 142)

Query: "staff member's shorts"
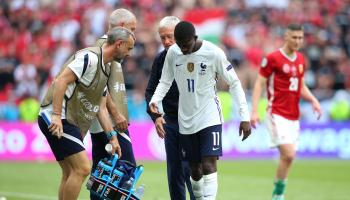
(38, 116, 85, 161)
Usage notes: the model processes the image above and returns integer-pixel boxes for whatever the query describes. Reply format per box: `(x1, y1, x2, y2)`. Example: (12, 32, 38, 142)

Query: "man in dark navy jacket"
(145, 16, 195, 200)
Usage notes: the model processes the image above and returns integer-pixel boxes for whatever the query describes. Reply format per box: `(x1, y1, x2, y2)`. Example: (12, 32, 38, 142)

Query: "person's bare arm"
(98, 96, 122, 157)
(106, 94, 128, 132)
(251, 74, 267, 128)
(49, 68, 77, 138)
(300, 78, 322, 120)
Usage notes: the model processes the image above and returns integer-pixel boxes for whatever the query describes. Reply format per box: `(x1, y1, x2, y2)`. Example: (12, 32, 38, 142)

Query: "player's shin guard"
(272, 179, 287, 196)
(190, 176, 204, 200)
(203, 172, 218, 200)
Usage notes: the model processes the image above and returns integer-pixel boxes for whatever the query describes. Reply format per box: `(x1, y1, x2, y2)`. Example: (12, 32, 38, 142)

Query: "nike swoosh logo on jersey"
(212, 147, 219, 151)
(176, 63, 182, 67)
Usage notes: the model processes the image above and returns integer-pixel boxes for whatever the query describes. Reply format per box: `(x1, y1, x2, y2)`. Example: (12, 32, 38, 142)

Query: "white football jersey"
(150, 40, 250, 134)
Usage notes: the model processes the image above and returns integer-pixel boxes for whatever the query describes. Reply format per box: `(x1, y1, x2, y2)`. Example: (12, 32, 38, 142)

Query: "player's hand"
(49, 114, 63, 138)
(149, 102, 162, 116)
(250, 111, 260, 129)
(239, 121, 251, 141)
(109, 135, 122, 158)
(312, 100, 322, 120)
(114, 113, 128, 132)
(155, 117, 166, 139)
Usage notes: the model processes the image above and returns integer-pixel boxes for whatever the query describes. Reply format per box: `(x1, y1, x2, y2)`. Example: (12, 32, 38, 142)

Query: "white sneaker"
(272, 194, 285, 200)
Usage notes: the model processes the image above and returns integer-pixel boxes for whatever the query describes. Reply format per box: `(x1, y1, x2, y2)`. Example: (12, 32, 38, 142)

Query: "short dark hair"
(174, 21, 196, 42)
(287, 23, 303, 31)
(107, 27, 134, 45)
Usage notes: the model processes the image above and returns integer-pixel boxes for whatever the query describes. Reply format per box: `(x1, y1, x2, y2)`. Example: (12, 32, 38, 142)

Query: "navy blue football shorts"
(38, 116, 85, 161)
(180, 124, 222, 162)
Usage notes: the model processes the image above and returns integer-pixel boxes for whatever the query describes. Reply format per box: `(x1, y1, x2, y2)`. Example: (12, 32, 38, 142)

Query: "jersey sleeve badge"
(261, 57, 268, 68)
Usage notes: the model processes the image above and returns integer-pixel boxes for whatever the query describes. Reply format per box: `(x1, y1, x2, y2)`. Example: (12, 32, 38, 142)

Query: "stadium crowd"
(0, 0, 349, 122)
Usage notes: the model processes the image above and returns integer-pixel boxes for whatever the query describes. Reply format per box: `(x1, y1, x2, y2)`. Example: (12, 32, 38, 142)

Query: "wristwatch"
(106, 130, 117, 140)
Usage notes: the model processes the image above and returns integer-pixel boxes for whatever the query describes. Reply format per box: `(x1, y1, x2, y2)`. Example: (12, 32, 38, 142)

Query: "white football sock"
(203, 172, 218, 200)
(190, 176, 204, 200)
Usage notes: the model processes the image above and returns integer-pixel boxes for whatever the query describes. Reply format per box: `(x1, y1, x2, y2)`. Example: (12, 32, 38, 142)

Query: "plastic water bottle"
(105, 144, 113, 153)
(121, 177, 134, 191)
(134, 184, 145, 199)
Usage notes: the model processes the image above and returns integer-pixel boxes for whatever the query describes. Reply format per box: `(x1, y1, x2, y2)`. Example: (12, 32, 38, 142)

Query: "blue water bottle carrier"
(86, 154, 144, 200)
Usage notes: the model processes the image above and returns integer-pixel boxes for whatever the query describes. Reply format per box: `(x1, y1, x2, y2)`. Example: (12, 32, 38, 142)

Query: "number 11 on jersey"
(187, 79, 194, 92)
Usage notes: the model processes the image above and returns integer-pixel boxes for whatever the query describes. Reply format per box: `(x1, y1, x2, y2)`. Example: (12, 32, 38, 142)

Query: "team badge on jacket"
(187, 62, 194, 72)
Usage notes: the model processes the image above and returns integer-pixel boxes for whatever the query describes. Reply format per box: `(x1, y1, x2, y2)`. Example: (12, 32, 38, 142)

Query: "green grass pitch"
(0, 160, 349, 200)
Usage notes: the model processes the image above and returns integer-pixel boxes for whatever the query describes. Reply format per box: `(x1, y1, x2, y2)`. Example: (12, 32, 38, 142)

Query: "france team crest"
(187, 62, 194, 72)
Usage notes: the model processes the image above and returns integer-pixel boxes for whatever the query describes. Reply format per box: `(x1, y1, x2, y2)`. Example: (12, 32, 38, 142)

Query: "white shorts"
(265, 113, 300, 148)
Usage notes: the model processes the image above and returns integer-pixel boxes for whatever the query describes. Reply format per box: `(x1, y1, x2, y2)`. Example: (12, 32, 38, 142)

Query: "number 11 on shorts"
(212, 131, 220, 146)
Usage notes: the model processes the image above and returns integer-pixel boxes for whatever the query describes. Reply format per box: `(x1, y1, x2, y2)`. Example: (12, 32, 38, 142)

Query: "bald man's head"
(109, 8, 137, 33)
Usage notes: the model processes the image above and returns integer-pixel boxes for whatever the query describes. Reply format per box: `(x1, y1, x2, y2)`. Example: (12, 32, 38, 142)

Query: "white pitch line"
(0, 191, 88, 200)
